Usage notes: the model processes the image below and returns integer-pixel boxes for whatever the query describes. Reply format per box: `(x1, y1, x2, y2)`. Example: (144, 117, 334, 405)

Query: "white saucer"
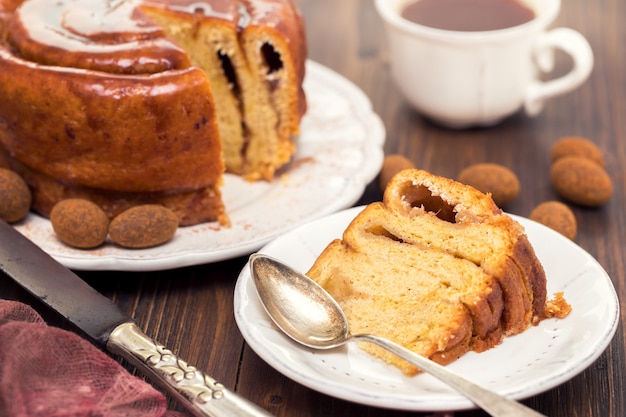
(234, 206, 620, 411)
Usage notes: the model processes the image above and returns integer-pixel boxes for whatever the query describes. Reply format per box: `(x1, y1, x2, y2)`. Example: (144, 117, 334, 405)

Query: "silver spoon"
(249, 253, 546, 417)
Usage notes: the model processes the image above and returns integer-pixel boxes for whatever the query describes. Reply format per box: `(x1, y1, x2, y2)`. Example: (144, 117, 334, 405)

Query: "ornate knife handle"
(107, 322, 273, 417)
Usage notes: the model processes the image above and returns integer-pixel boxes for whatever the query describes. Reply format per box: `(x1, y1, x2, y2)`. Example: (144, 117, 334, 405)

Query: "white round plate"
(12, 61, 385, 271)
(234, 206, 620, 411)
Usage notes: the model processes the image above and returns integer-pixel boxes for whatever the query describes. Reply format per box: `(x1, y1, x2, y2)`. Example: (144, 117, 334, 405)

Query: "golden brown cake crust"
(7, 155, 225, 227)
(382, 169, 546, 331)
(0, 49, 222, 193)
(307, 169, 550, 375)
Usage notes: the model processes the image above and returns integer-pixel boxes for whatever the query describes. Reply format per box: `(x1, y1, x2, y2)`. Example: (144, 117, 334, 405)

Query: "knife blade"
(0, 219, 273, 417)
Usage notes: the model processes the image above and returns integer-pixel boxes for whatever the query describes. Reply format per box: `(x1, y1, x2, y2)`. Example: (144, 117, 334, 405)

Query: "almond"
(0, 168, 31, 223)
(109, 205, 179, 248)
(551, 136, 605, 167)
(530, 201, 577, 240)
(379, 154, 415, 191)
(50, 199, 109, 248)
(457, 163, 520, 207)
(550, 156, 612, 206)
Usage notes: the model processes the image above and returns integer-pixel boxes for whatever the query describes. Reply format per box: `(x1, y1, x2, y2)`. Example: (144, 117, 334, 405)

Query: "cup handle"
(525, 27, 594, 115)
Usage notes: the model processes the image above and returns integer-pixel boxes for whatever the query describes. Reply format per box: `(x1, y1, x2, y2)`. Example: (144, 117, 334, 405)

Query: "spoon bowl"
(249, 253, 546, 417)
(251, 253, 349, 349)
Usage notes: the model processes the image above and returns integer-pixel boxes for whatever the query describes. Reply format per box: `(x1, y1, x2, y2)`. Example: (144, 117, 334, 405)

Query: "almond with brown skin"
(379, 154, 415, 191)
(551, 136, 605, 167)
(457, 163, 520, 207)
(109, 205, 179, 249)
(530, 201, 577, 240)
(550, 156, 613, 206)
(50, 199, 109, 248)
(0, 168, 31, 223)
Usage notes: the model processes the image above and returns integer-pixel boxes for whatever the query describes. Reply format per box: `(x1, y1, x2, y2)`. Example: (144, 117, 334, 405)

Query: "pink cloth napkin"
(0, 299, 189, 417)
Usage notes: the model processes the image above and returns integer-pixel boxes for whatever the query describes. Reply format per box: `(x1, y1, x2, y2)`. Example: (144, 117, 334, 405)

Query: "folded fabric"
(0, 299, 188, 417)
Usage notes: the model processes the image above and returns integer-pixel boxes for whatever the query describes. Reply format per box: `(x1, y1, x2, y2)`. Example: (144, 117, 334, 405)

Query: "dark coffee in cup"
(401, 0, 535, 31)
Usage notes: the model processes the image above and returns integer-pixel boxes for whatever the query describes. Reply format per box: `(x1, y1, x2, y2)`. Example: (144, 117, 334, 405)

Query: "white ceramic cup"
(375, 0, 594, 128)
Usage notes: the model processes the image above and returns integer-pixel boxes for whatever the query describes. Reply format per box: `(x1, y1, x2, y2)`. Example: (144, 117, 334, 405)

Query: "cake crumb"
(544, 292, 571, 319)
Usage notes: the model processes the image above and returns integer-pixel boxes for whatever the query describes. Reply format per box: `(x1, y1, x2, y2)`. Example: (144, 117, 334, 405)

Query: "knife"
(0, 219, 273, 417)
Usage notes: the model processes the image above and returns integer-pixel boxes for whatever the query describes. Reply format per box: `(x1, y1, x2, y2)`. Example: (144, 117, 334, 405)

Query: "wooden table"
(1, 1, 624, 416)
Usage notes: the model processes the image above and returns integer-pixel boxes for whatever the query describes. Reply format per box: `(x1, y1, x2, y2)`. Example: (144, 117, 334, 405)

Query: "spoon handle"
(352, 334, 546, 417)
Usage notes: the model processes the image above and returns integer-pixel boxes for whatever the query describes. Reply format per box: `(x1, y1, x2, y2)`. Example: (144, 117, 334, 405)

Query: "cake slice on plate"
(307, 169, 567, 375)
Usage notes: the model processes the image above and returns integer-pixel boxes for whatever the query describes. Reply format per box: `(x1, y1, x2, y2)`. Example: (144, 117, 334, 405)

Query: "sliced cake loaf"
(307, 169, 549, 375)
(142, 0, 306, 180)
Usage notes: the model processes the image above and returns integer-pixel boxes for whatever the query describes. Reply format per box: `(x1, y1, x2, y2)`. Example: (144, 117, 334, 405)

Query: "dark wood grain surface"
(1, 1, 624, 416)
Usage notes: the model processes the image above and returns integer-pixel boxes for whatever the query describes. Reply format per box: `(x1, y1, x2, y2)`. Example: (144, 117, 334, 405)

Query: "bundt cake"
(307, 169, 558, 375)
(0, 0, 306, 226)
